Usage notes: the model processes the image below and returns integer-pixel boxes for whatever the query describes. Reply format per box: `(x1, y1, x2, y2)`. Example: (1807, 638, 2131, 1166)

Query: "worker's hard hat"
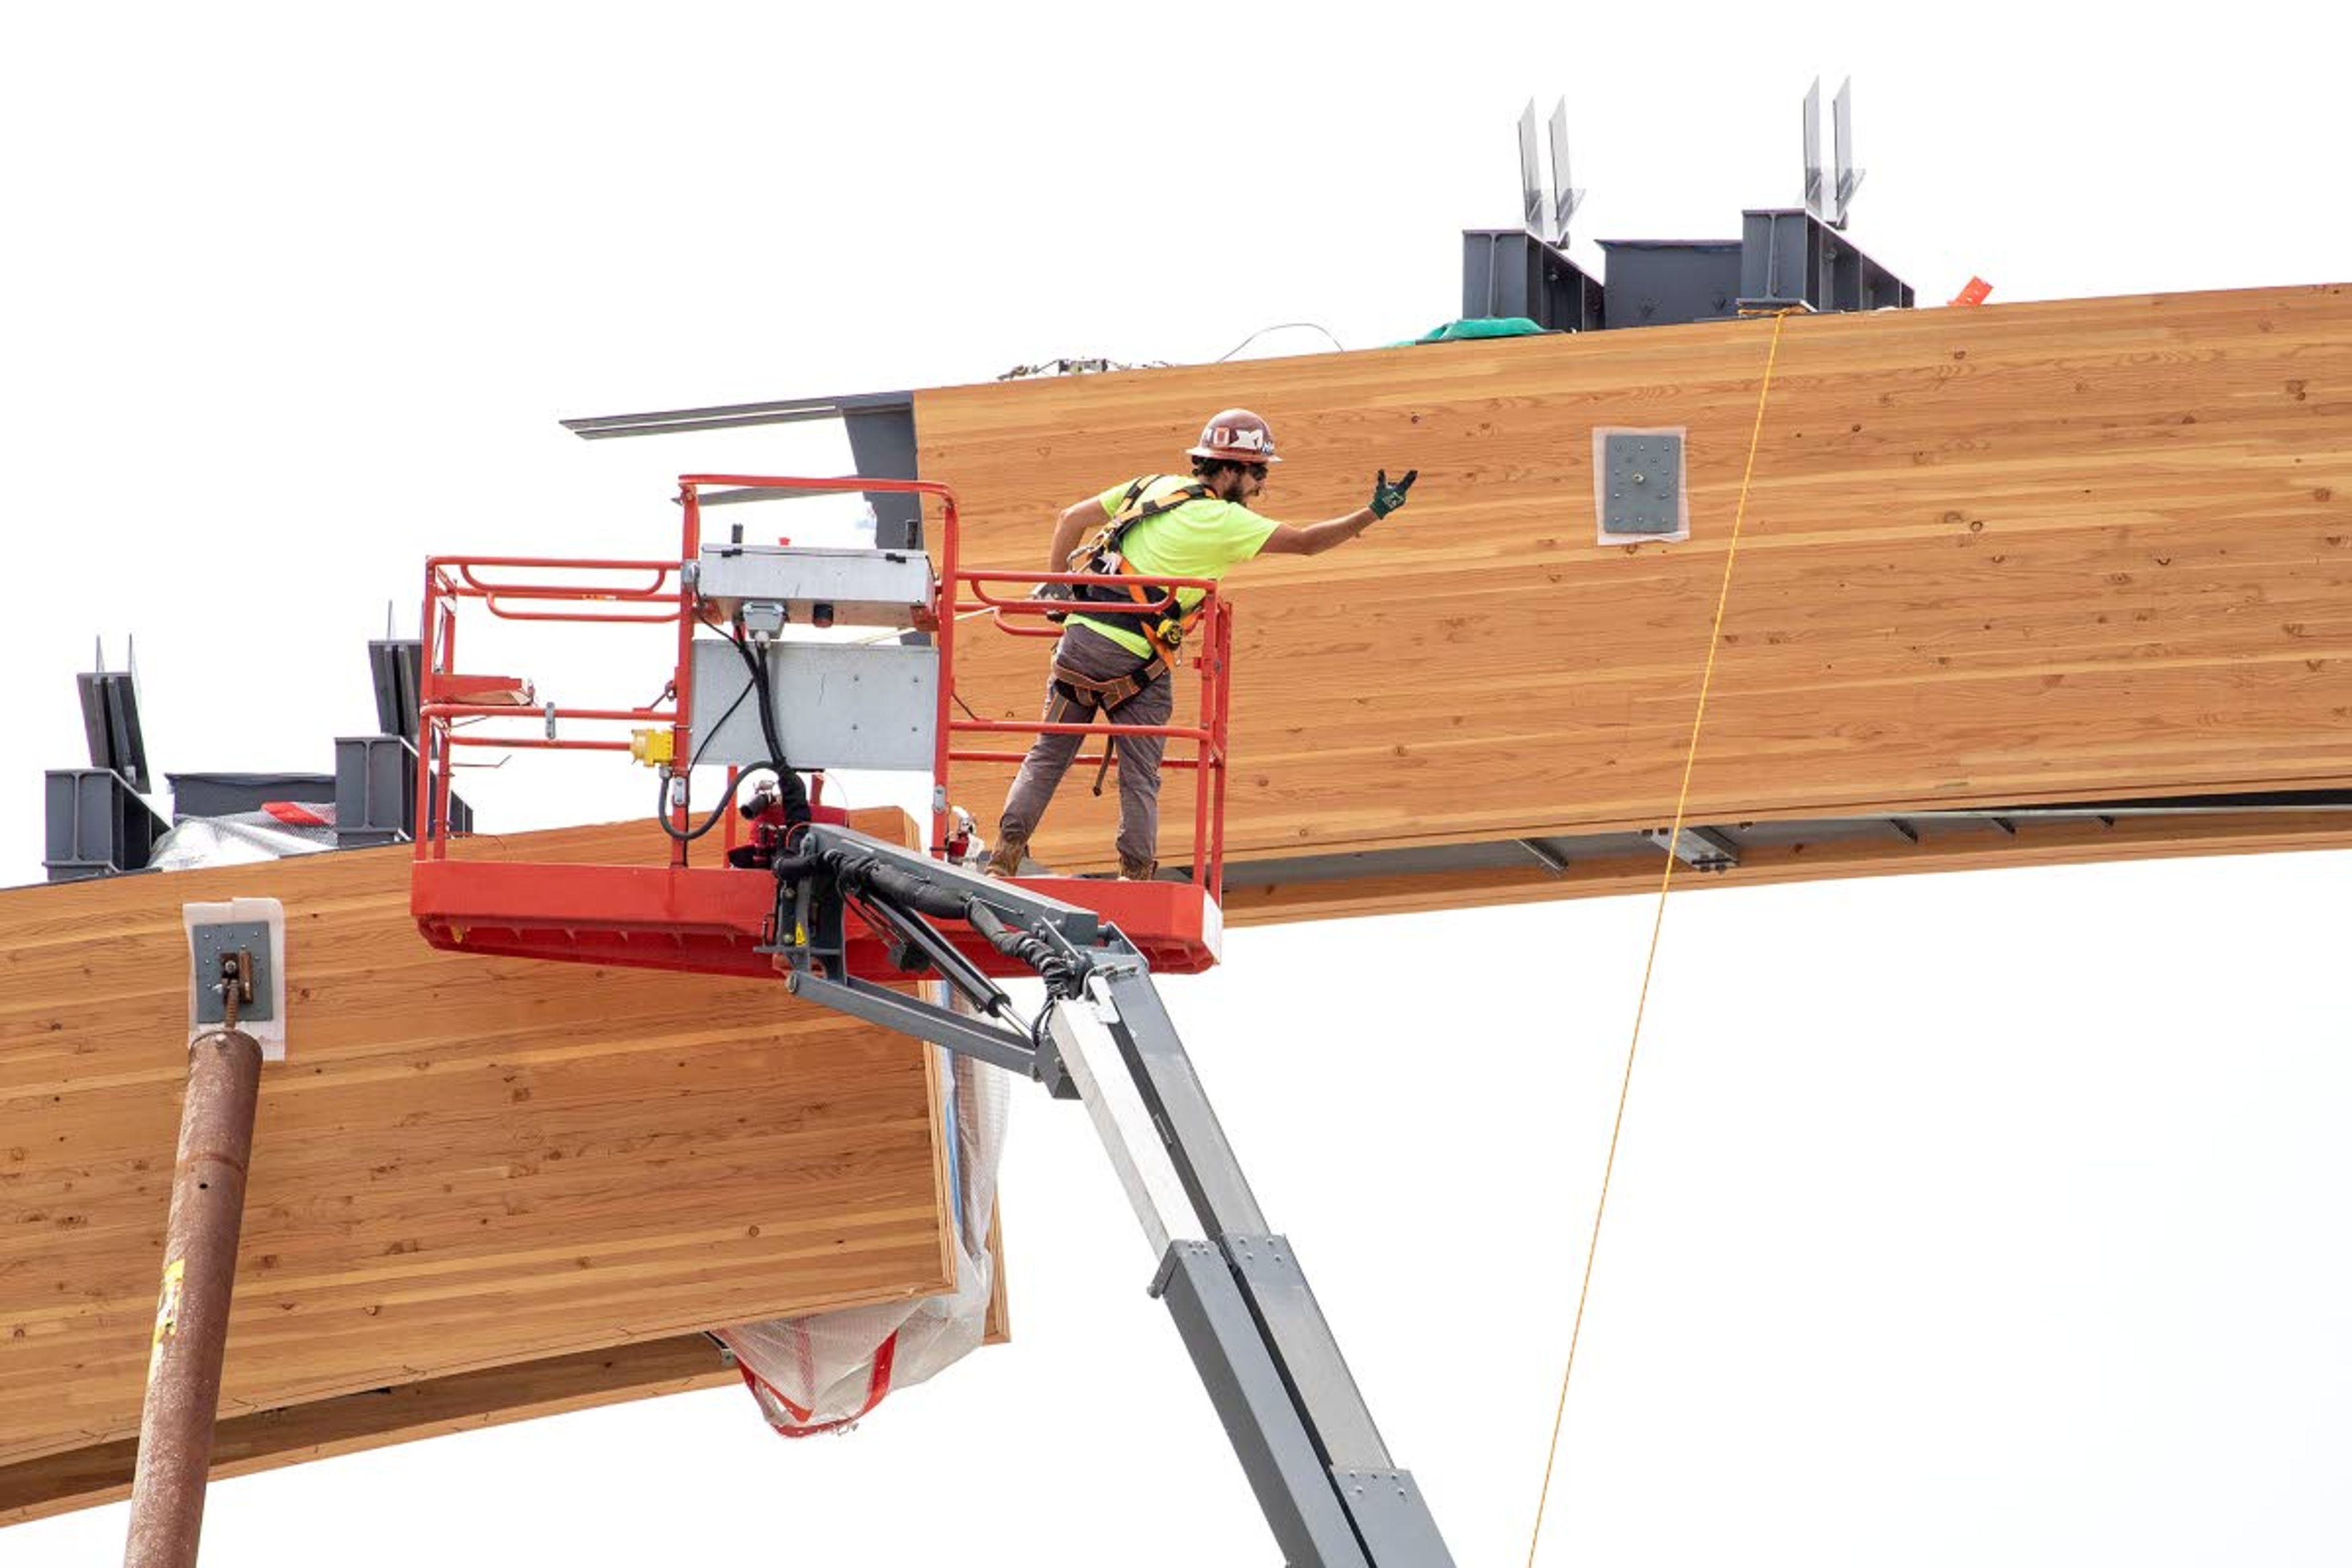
(1186, 409, 1281, 465)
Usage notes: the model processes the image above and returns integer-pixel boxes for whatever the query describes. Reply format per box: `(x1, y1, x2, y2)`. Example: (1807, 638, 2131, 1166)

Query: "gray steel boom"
(768, 823, 1455, 1567)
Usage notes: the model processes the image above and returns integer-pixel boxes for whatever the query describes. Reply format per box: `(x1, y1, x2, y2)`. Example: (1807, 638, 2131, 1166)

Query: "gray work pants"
(996, 622, 1172, 867)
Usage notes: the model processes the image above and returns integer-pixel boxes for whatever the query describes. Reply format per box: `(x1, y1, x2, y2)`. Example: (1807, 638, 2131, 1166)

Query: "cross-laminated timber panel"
(915, 283, 2352, 899)
(0, 815, 963, 1518)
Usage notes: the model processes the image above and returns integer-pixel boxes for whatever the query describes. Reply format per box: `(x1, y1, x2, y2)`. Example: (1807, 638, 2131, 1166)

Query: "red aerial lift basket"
(410, 475, 1232, 980)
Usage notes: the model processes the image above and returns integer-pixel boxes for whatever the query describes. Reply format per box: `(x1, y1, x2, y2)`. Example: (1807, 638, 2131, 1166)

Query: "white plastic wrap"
(718, 1009, 1009, 1436)
(149, 812, 338, 870)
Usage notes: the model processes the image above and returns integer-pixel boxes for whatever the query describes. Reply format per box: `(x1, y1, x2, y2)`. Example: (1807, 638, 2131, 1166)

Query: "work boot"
(1118, 853, 1158, 882)
(983, 835, 1029, 879)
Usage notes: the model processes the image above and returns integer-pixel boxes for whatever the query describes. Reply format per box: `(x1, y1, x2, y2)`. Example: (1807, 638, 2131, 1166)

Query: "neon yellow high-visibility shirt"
(1068, 475, 1277, 658)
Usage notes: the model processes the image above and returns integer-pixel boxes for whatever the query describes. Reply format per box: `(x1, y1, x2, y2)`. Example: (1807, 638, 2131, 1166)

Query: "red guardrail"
(413, 476, 1230, 896)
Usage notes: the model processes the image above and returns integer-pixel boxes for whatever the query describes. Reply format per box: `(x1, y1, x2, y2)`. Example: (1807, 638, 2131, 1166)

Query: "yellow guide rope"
(1523, 307, 1801, 1566)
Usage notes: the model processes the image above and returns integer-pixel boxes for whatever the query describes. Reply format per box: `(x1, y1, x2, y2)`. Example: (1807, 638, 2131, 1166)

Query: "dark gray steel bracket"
(43, 767, 170, 883)
(1517, 837, 1570, 875)
(189, 921, 275, 1025)
(1460, 228, 1604, 331)
(558, 391, 925, 551)
(1737, 208, 1913, 315)
(1642, 823, 1740, 871)
(557, 391, 914, 442)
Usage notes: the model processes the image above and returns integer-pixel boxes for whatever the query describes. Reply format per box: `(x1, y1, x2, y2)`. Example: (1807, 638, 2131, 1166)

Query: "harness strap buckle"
(1051, 655, 1162, 714)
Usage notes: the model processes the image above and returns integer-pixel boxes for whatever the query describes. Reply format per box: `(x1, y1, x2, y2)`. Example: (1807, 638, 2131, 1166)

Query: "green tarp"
(1399, 316, 1548, 345)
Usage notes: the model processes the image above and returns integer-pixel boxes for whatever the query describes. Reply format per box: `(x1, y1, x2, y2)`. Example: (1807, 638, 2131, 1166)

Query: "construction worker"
(987, 408, 1416, 880)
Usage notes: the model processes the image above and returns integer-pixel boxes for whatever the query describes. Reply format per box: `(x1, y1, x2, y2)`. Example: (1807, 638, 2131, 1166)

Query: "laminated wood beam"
(0, 1334, 733, 1526)
(12, 281, 2350, 1520)
(915, 283, 2352, 886)
(0, 1248, 1012, 1526)
(0, 816, 962, 1487)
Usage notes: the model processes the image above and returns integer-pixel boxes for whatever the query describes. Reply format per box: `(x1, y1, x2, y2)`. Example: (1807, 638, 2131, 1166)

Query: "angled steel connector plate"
(1642, 823, 1740, 870)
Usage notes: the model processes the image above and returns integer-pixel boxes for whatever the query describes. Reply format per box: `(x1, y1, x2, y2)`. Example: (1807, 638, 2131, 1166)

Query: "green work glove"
(1369, 468, 1418, 518)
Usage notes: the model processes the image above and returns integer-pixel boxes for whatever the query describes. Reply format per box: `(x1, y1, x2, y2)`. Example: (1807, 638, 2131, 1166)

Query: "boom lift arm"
(407, 475, 1442, 1558)
(770, 821, 1456, 1568)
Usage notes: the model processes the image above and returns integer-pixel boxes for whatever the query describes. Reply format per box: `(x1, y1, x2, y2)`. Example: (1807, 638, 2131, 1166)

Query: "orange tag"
(1948, 276, 1994, 307)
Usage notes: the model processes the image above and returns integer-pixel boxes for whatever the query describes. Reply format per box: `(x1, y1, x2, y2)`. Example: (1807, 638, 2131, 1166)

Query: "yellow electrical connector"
(630, 728, 676, 767)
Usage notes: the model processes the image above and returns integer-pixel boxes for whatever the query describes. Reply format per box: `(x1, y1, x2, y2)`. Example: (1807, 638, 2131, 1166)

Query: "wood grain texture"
(0, 816, 960, 1478)
(1, 1183, 1014, 1523)
(0, 1333, 736, 1526)
(11, 283, 2351, 1521)
(915, 284, 2352, 878)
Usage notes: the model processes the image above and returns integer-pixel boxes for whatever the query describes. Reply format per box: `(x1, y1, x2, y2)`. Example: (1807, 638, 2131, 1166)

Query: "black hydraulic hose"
(789, 845, 1087, 995)
(833, 853, 971, 924)
(733, 632, 811, 827)
(766, 850, 822, 884)
(649, 627, 774, 844)
(967, 900, 1085, 997)
(656, 762, 772, 844)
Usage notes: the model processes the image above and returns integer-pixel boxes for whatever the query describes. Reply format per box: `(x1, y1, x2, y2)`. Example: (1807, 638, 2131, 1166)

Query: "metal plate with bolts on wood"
(188, 921, 274, 1023)
(1597, 429, 1687, 537)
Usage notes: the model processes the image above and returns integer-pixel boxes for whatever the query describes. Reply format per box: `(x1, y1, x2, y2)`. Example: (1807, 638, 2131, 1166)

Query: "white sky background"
(6, 3, 2350, 1563)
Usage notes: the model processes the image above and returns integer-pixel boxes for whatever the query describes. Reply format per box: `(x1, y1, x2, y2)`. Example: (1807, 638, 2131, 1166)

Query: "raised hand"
(1370, 469, 1419, 518)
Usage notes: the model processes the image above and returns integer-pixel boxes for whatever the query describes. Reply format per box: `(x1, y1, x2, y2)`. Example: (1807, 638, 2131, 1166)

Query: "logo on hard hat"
(1187, 408, 1280, 464)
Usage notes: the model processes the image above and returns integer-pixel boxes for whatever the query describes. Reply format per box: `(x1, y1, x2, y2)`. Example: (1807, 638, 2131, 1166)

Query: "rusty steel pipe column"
(122, 1025, 264, 1568)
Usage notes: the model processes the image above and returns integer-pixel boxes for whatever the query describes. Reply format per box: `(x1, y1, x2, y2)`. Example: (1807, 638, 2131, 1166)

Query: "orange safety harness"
(1054, 474, 1211, 710)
